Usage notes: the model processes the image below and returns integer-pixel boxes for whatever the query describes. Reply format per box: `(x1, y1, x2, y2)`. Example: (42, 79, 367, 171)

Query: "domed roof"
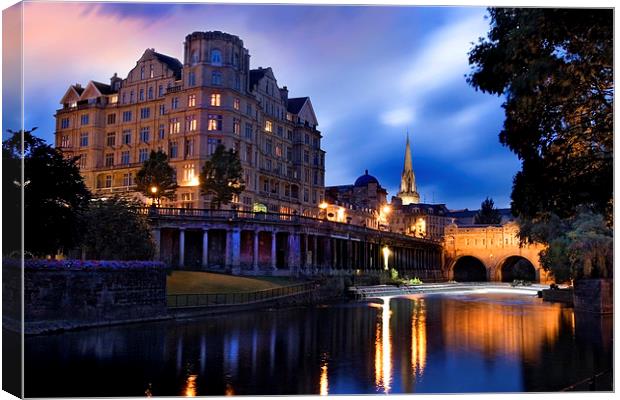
(355, 170, 379, 187)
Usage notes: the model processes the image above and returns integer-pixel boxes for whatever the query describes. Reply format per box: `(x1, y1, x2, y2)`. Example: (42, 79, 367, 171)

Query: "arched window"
(211, 49, 222, 65)
(190, 50, 199, 65)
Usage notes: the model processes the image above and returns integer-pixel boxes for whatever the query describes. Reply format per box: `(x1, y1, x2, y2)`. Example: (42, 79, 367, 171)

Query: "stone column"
(288, 233, 301, 274)
(271, 231, 277, 271)
(346, 240, 352, 270)
(151, 228, 161, 261)
(303, 234, 309, 269)
(312, 235, 318, 268)
(231, 229, 241, 274)
(202, 229, 209, 268)
(178, 228, 185, 268)
(253, 231, 260, 272)
(324, 237, 332, 271)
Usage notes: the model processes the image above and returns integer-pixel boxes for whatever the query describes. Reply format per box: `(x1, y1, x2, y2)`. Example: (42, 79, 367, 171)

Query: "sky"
(4, 1, 521, 210)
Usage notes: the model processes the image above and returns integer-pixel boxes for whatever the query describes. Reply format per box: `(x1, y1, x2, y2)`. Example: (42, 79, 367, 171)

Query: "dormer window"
(211, 49, 222, 66)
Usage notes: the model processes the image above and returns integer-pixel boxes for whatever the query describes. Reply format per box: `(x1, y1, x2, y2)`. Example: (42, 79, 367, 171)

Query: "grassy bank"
(167, 271, 301, 294)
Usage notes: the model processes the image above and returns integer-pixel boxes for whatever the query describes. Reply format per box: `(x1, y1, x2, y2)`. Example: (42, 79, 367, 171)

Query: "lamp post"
(150, 185, 159, 206)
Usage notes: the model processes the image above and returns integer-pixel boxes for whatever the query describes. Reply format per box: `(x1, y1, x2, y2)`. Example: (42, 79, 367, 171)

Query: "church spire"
(397, 130, 420, 205)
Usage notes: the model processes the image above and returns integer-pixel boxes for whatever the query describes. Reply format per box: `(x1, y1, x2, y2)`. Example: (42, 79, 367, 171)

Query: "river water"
(25, 291, 612, 396)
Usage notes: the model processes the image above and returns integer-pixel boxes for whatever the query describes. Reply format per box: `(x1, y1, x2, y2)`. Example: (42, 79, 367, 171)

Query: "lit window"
(211, 49, 222, 65)
(149, 65, 154, 78)
(183, 163, 195, 182)
(110, 95, 118, 104)
(210, 93, 221, 106)
(265, 120, 273, 132)
(61, 135, 70, 147)
(188, 94, 196, 107)
(186, 115, 197, 132)
(169, 118, 181, 134)
(233, 119, 240, 135)
(208, 114, 222, 131)
(233, 98, 240, 110)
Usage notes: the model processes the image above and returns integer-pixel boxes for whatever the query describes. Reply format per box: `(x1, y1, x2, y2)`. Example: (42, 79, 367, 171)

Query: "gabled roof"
(286, 97, 308, 114)
(92, 81, 115, 95)
(59, 85, 84, 104)
(152, 51, 183, 79)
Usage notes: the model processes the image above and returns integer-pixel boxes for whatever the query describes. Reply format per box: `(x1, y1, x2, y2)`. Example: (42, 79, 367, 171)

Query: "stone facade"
(55, 31, 325, 215)
(388, 202, 450, 241)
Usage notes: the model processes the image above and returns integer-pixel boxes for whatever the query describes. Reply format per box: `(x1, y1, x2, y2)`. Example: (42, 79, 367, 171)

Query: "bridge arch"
(451, 255, 488, 282)
(494, 255, 538, 283)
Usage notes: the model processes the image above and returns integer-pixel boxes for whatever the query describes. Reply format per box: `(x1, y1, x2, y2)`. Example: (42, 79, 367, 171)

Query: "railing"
(166, 85, 183, 94)
(167, 281, 317, 309)
(137, 207, 442, 244)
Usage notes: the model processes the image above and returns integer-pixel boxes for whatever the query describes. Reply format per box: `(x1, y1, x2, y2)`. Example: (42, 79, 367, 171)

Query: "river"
(24, 291, 612, 396)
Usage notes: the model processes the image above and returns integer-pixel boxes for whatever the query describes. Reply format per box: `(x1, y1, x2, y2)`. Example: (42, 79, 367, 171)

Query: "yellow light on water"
(319, 361, 329, 395)
(374, 297, 392, 393)
(184, 374, 197, 397)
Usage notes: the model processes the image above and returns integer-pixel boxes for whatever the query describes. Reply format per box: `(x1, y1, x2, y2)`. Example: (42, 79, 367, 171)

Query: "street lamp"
(150, 185, 159, 206)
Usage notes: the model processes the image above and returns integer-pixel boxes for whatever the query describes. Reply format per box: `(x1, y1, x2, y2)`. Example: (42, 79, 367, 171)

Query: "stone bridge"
(443, 222, 551, 283)
(141, 207, 445, 281)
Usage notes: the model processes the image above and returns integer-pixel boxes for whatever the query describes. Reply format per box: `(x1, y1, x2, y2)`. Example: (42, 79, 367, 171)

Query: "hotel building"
(55, 31, 326, 215)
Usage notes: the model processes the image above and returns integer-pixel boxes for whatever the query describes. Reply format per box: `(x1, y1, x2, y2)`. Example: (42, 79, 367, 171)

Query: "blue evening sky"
(7, 2, 520, 210)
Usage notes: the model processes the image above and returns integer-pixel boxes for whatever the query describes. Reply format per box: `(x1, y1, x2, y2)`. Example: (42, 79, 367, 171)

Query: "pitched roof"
(287, 97, 308, 114)
(72, 85, 84, 95)
(92, 81, 115, 95)
(153, 51, 183, 79)
(249, 68, 267, 89)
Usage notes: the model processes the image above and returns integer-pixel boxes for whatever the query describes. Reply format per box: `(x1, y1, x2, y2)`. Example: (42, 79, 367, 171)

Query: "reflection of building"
(324, 170, 388, 229)
(55, 31, 325, 214)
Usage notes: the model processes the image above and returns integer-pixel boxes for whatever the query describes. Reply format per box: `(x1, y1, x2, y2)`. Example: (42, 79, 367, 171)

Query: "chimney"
(110, 73, 122, 91)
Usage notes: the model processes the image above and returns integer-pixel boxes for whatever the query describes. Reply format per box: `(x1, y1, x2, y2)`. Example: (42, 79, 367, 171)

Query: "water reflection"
(410, 298, 427, 377)
(374, 297, 392, 393)
(319, 354, 329, 395)
(183, 374, 197, 397)
(24, 293, 612, 396)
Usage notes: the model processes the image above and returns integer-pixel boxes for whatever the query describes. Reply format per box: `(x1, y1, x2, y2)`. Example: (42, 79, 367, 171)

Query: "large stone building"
(55, 31, 325, 215)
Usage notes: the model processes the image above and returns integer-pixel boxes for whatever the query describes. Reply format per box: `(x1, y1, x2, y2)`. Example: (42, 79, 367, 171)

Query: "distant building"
(388, 202, 451, 241)
(324, 170, 388, 229)
(447, 208, 515, 226)
(395, 134, 420, 205)
(55, 31, 325, 215)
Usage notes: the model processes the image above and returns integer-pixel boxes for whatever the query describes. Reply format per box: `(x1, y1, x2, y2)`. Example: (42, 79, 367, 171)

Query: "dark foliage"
(135, 150, 178, 204)
(474, 197, 502, 224)
(468, 8, 613, 231)
(2, 129, 91, 256)
(80, 197, 155, 260)
(199, 144, 245, 209)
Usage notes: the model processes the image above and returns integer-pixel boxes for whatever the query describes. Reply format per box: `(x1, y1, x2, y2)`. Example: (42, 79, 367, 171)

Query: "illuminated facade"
(55, 31, 325, 214)
(388, 203, 450, 240)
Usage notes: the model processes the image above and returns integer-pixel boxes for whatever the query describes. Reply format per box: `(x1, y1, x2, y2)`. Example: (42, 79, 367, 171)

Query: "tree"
(474, 197, 502, 224)
(468, 9, 612, 281)
(79, 197, 155, 260)
(2, 128, 91, 256)
(468, 9, 612, 227)
(199, 144, 245, 209)
(135, 150, 177, 204)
